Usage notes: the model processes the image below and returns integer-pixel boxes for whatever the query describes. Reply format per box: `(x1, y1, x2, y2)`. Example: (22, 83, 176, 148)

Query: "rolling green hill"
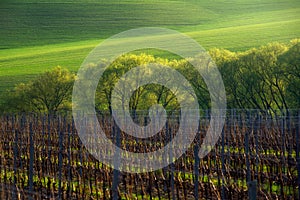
(0, 0, 299, 102)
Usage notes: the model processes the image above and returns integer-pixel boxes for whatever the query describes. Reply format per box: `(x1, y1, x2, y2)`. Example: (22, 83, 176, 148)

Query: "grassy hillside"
(1, 0, 299, 49)
(0, 0, 299, 102)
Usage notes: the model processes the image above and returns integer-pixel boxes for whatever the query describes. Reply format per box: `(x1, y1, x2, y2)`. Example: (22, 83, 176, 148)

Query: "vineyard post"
(221, 120, 225, 200)
(58, 119, 64, 200)
(281, 112, 286, 170)
(28, 122, 34, 200)
(168, 116, 175, 200)
(254, 113, 260, 181)
(112, 126, 121, 200)
(245, 112, 250, 181)
(0, 116, 3, 199)
(193, 111, 201, 200)
(47, 115, 51, 173)
(297, 111, 300, 199)
(286, 111, 291, 197)
(67, 124, 72, 198)
(193, 132, 200, 200)
(19, 114, 25, 170)
(12, 115, 17, 200)
(245, 112, 257, 200)
(248, 180, 257, 200)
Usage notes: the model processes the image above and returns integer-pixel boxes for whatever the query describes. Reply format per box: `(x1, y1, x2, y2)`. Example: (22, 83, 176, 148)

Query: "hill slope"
(0, 0, 299, 102)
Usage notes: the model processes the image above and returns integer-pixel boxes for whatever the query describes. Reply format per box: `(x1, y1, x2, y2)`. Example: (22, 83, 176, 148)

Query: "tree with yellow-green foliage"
(3, 67, 75, 114)
(2, 40, 299, 115)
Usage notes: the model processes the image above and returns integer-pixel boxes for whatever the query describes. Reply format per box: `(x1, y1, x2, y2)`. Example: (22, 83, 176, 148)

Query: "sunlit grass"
(0, 0, 299, 102)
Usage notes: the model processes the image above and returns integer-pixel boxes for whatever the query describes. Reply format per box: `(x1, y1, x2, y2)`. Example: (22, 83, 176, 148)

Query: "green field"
(0, 0, 299, 102)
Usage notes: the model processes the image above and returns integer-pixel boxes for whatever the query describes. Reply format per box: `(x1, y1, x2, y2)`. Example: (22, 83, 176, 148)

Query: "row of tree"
(1, 39, 299, 114)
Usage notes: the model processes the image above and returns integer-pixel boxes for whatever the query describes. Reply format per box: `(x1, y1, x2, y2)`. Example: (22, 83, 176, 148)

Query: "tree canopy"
(1, 39, 299, 114)
(2, 67, 75, 114)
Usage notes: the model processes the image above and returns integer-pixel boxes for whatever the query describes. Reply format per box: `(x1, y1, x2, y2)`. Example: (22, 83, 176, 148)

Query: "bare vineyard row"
(0, 110, 299, 199)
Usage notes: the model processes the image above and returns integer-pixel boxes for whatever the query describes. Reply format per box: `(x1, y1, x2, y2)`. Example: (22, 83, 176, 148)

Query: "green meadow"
(0, 0, 299, 102)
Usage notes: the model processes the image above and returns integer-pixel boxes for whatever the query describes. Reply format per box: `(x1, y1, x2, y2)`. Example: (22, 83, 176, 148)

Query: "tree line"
(1, 39, 299, 114)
